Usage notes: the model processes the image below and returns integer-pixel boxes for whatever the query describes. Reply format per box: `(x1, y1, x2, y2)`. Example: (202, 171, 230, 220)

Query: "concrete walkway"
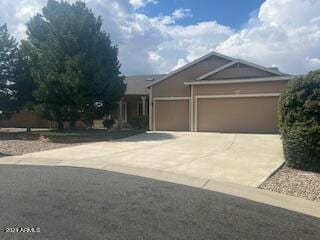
(1, 131, 320, 218)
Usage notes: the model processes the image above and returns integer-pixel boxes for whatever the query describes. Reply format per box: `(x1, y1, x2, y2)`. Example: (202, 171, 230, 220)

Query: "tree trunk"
(58, 121, 64, 130)
(69, 120, 76, 130)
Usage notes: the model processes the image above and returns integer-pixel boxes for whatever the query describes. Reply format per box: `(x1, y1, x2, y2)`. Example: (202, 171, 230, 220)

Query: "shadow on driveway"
(0, 165, 319, 240)
(112, 132, 177, 142)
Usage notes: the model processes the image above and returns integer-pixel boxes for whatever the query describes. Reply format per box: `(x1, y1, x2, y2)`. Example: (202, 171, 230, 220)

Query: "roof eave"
(184, 76, 295, 85)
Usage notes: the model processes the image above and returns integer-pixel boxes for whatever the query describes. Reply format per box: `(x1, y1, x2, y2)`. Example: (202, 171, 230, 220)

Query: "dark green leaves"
(279, 70, 320, 172)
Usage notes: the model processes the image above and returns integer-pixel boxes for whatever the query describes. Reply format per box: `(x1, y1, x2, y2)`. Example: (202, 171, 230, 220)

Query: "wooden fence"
(0, 111, 57, 128)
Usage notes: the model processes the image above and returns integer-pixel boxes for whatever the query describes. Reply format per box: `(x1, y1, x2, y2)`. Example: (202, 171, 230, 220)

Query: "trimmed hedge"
(279, 70, 320, 172)
(129, 115, 148, 129)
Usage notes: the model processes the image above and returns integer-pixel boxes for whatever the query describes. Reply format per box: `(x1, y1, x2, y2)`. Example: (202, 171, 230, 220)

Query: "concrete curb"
(257, 161, 286, 188)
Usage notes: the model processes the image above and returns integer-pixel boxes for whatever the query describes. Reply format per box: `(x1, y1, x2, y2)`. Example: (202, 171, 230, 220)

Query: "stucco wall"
(193, 80, 289, 96)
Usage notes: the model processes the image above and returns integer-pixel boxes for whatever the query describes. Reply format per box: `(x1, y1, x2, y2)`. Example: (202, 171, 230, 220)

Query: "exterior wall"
(197, 97, 279, 133)
(154, 100, 189, 131)
(204, 63, 276, 80)
(152, 56, 230, 98)
(193, 80, 289, 96)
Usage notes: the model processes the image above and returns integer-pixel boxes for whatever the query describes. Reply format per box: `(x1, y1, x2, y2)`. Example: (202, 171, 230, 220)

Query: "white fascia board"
(153, 97, 190, 101)
(184, 76, 295, 85)
(195, 93, 281, 99)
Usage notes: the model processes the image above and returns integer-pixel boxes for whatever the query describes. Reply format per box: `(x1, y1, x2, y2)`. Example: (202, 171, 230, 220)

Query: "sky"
(0, 0, 320, 75)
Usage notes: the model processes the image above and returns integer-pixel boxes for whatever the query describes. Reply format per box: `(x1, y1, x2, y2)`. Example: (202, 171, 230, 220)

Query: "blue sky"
(1, 0, 320, 75)
(141, 0, 264, 29)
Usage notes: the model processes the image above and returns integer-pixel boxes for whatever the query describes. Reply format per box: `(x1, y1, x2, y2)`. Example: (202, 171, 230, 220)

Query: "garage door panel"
(197, 97, 279, 133)
(155, 100, 189, 131)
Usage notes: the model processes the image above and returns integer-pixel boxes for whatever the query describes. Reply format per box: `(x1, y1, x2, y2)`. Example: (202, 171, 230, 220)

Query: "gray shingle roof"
(124, 74, 166, 95)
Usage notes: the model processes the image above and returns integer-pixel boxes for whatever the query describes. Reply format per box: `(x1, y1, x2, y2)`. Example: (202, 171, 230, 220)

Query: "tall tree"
(26, 0, 126, 129)
(0, 23, 18, 119)
(12, 41, 37, 112)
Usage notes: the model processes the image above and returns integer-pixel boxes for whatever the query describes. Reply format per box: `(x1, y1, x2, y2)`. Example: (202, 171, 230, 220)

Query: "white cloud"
(172, 8, 192, 20)
(172, 58, 187, 71)
(305, 57, 320, 70)
(1, 0, 320, 75)
(129, 0, 157, 9)
(217, 0, 320, 74)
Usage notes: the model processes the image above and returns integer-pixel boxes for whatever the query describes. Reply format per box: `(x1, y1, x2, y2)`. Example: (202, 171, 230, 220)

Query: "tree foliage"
(0, 23, 18, 119)
(11, 41, 37, 110)
(25, 0, 126, 128)
(279, 70, 320, 172)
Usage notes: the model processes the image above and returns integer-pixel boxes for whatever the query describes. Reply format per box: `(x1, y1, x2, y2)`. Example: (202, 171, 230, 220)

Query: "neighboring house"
(116, 51, 293, 133)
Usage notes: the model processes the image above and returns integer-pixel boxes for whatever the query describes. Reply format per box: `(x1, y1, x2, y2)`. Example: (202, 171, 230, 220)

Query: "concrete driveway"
(1, 132, 284, 187)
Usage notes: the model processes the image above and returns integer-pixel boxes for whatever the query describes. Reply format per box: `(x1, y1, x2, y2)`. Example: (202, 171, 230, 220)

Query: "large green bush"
(279, 70, 320, 172)
(129, 115, 148, 129)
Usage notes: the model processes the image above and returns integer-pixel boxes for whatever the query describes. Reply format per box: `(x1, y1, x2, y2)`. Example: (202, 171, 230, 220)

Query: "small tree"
(26, 0, 126, 129)
(0, 23, 18, 119)
(279, 70, 320, 172)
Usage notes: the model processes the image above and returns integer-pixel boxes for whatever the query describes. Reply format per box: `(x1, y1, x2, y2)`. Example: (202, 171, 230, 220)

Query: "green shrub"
(279, 70, 320, 172)
(103, 119, 115, 129)
(129, 115, 148, 129)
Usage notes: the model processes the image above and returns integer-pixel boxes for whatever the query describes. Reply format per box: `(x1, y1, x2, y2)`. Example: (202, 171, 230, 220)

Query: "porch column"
(141, 96, 146, 115)
(119, 99, 123, 128)
(149, 87, 153, 130)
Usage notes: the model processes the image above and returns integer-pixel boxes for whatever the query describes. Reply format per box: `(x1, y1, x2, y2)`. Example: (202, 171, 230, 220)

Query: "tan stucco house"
(0, 51, 294, 132)
(121, 51, 294, 133)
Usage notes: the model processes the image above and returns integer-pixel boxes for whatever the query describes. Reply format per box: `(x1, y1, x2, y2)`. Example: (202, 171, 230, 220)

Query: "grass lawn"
(0, 128, 145, 143)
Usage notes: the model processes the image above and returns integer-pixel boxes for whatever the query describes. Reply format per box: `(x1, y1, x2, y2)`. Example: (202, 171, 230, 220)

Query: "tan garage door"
(154, 100, 189, 131)
(197, 96, 279, 133)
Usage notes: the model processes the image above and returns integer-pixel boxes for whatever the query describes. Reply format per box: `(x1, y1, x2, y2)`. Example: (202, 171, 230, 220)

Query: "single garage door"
(197, 96, 279, 133)
(154, 100, 189, 131)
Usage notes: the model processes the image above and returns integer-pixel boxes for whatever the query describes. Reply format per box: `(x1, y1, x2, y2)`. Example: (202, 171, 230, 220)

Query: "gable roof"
(197, 59, 286, 81)
(146, 51, 234, 88)
(125, 74, 166, 95)
(147, 50, 287, 87)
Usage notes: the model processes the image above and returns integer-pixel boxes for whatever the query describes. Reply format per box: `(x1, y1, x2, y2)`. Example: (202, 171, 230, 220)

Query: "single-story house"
(0, 51, 294, 132)
(116, 51, 294, 133)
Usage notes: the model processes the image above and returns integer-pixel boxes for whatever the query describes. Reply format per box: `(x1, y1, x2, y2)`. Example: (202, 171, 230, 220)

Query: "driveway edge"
(257, 161, 285, 188)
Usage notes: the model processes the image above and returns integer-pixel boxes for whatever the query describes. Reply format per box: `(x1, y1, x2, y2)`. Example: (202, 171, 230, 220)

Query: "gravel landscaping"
(260, 165, 320, 202)
(0, 128, 143, 157)
(0, 139, 77, 157)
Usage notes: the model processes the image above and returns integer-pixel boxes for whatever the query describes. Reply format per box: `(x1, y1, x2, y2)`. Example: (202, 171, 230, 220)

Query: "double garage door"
(154, 95, 279, 133)
(196, 96, 279, 133)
